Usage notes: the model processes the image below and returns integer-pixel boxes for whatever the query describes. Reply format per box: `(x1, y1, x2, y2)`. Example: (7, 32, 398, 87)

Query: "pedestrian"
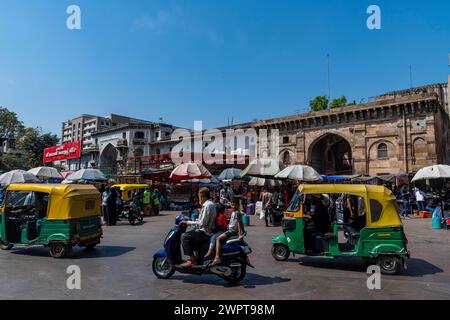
(414, 187, 426, 212)
(107, 187, 118, 226)
(152, 189, 160, 215)
(143, 188, 151, 215)
(102, 187, 110, 225)
(261, 188, 273, 227)
(116, 188, 123, 221)
(399, 184, 411, 219)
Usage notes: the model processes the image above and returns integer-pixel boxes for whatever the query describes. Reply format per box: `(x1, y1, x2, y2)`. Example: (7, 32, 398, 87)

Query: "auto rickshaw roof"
(111, 184, 149, 190)
(297, 184, 396, 200)
(6, 184, 101, 220)
(297, 184, 401, 228)
(7, 184, 100, 198)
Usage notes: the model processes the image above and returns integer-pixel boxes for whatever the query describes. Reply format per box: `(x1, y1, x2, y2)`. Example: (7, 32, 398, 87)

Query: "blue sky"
(0, 0, 449, 137)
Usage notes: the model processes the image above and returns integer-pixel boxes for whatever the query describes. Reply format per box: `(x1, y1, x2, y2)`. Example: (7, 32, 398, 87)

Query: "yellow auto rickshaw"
(272, 184, 410, 274)
(111, 184, 149, 201)
(0, 184, 103, 258)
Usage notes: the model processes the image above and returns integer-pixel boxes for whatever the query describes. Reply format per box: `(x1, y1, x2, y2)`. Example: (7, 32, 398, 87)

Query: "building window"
(377, 143, 388, 159)
(134, 131, 145, 139)
(283, 136, 289, 144)
(122, 132, 126, 139)
(156, 148, 161, 155)
(156, 132, 160, 138)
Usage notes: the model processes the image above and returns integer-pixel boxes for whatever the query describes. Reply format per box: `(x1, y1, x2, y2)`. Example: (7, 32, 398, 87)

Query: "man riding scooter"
(178, 187, 217, 267)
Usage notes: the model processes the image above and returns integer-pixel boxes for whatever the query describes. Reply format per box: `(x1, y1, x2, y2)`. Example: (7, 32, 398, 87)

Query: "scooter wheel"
(223, 263, 247, 285)
(272, 244, 290, 261)
(152, 257, 175, 279)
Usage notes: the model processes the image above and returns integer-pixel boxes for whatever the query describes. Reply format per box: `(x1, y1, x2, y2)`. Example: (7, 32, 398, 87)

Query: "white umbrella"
(275, 165, 322, 182)
(65, 169, 107, 182)
(248, 177, 282, 187)
(0, 170, 40, 186)
(411, 165, 450, 182)
(217, 168, 242, 181)
(241, 158, 284, 178)
(28, 167, 63, 179)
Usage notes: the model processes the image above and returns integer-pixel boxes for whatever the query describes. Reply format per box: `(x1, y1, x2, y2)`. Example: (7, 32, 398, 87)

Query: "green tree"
(17, 128, 59, 168)
(0, 107, 24, 139)
(309, 96, 329, 112)
(330, 96, 348, 109)
(0, 153, 27, 172)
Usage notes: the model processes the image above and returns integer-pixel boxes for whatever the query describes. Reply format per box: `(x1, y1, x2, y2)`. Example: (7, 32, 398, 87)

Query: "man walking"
(399, 184, 411, 219)
(261, 188, 273, 227)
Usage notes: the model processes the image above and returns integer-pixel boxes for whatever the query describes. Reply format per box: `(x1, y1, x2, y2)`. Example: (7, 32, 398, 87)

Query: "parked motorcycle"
(152, 214, 253, 284)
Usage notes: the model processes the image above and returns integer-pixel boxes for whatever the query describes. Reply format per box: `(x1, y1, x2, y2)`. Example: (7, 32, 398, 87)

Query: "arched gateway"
(309, 133, 353, 175)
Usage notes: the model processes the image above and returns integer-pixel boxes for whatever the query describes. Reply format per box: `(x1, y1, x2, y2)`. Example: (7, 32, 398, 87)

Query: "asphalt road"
(0, 211, 449, 300)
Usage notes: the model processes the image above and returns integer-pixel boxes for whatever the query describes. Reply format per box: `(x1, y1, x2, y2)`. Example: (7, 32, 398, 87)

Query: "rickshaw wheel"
(376, 255, 402, 275)
(49, 242, 71, 258)
(272, 244, 290, 261)
(0, 240, 13, 250)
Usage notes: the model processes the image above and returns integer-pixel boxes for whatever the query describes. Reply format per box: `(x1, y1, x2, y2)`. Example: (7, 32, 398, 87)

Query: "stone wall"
(253, 93, 449, 175)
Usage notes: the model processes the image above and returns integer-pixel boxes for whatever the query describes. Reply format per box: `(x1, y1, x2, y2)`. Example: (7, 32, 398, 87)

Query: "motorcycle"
(120, 203, 144, 225)
(152, 214, 253, 284)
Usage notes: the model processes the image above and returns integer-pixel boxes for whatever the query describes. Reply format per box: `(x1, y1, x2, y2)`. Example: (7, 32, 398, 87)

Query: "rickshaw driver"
(34, 192, 48, 235)
(303, 195, 331, 253)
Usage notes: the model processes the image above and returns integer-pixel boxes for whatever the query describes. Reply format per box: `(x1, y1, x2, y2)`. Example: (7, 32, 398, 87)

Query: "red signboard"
(43, 141, 81, 163)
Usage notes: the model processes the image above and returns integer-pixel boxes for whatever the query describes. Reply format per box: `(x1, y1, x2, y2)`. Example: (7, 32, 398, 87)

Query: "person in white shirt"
(415, 187, 426, 212)
(179, 187, 217, 267)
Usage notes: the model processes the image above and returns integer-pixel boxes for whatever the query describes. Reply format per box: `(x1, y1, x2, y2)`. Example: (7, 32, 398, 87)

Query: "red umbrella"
(170, 163, 212, 181)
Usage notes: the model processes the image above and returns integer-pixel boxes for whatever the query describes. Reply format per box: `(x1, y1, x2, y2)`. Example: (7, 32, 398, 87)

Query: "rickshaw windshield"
(6, 190, 34, 208)
(287, 191, 302, 212)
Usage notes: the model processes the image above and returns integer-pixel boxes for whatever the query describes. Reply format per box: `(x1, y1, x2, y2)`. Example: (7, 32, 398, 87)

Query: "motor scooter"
(152, 214, 253, 284)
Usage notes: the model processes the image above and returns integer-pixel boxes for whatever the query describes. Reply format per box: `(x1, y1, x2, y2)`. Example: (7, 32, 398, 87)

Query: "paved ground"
(0, 211, 449, 300)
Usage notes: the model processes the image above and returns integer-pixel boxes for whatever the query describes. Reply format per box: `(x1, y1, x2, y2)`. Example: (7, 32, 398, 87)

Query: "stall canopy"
(170, 162, 212, 181)
(28, 167, 63, 180)
(321, 175, 360, 181)
(217, 168, 242, 181)
(275, 165, 321, 181)
(240, 158, 284, 178)
(248, 177, 283, 187)
(412, 165, 450, 182)
(65, 169, 108, 183)
(0, 170, 40, 186)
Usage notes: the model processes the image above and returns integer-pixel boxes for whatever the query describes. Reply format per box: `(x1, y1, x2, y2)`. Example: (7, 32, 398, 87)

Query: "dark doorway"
(310, 134, 353, 175)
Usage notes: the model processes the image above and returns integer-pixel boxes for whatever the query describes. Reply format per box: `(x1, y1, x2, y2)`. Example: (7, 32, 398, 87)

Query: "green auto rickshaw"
(272, 184, 410, 274)
(0, 184, 103, 258)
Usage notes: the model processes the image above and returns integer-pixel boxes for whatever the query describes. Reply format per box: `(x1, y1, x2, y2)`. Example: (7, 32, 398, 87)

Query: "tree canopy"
(309, 96, 329, 112)
(0, 107, 58, 171)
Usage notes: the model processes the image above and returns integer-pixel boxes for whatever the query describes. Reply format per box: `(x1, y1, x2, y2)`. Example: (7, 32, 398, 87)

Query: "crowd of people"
(99, 185, 162, 226)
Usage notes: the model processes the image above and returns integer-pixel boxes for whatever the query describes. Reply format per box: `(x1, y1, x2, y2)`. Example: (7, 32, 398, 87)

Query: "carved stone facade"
(251, 88, 450, 176)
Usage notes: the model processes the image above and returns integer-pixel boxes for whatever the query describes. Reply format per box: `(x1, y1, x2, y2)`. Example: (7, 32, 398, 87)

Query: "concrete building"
(89, 122, 178, 175)
(61, 114, 153, 170)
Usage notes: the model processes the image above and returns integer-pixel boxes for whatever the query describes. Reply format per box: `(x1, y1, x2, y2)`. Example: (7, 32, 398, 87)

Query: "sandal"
(211, 258, 221, 266)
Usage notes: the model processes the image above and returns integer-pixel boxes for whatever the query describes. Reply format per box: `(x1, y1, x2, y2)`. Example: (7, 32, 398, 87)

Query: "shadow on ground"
(170, 272, 290, 288)
(10, 245, 136, 259)
(293, 256, 443, 277)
